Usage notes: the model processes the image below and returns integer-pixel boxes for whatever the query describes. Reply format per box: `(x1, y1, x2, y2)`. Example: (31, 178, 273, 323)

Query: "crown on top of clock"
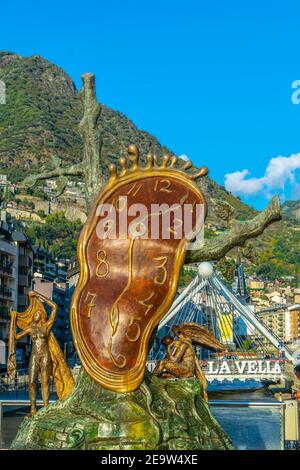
(108, 144, 208, 182)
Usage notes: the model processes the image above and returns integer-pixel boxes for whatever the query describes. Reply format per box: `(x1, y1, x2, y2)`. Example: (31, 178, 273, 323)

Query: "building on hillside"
(251, 297, 270, 309)
(281, 287, 294, 304)
(266, 282, 275, 290)
(266, 291, 287, 306)
(0, 174, 8, 189)
(45, 180, 57, 190)
(250, 290, 267, 300)
(248, 279, 265, 290)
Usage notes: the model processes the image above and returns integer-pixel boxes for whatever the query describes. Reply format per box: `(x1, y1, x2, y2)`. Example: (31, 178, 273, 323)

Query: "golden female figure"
(8, 291, 74, 416)
(16, 293, 56, 415)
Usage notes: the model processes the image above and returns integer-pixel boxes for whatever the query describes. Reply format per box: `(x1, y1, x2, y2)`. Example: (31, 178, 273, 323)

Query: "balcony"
(0, 262, 13, 278)
(0, 286, 13, 300)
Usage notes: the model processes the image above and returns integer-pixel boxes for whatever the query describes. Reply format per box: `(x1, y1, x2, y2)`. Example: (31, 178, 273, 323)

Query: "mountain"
(0, 51, 254, 220)
(0, 51, 254, 224)
(282, 200, 300, 221)
(0, 51, 176, 180)
(0, 51, 299, 282)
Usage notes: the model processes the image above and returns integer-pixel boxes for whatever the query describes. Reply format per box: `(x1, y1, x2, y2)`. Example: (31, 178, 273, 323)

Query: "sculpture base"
(11, 370, 233, 450)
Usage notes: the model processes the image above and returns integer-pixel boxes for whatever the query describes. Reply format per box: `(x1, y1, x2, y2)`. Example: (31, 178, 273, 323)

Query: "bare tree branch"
(20, 163, 84, 189)
(185, 195, 281, 264)
(79, 73, 103, 210)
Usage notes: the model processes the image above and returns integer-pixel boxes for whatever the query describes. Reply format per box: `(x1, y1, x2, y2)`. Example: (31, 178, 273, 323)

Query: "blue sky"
(1, 0, 300, 209)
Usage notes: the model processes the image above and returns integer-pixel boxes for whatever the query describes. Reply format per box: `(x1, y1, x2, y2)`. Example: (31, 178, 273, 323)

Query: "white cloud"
(224, 153, 300, 197)
(179, 154, 189, 161)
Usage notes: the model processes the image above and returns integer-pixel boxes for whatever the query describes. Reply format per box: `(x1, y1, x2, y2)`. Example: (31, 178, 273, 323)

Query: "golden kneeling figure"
(153, 322, 225, 401)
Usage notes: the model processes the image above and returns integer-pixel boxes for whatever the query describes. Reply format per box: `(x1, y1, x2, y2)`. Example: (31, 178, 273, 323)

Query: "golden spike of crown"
(108, 144, 208, 182)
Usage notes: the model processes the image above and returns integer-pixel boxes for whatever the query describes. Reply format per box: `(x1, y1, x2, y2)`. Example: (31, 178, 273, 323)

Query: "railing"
(209, 399, 284, 406)
(0, 399, 55, 449)
(0, 263, 13, 276)
(0, 369, 28, 394)
(209, 399, 286, 449)
(0, 370, 56, 398)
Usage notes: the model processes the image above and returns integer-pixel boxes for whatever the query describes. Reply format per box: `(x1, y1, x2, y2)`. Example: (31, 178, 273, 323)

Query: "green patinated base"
(11, 370, 234, 450)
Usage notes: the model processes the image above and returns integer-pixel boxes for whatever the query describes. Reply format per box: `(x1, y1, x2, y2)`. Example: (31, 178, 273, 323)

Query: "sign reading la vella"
(206, 360, 283, 375)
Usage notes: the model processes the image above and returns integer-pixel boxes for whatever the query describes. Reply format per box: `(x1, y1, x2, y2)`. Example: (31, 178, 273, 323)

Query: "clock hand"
(108, 237, 135, 368)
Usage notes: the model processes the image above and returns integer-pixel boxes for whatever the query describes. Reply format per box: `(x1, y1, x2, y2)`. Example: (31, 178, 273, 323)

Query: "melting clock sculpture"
(71, 145, 208, 393)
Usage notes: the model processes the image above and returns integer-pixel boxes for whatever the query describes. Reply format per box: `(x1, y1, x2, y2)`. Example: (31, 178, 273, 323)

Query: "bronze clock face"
(71, 157, 207, 392)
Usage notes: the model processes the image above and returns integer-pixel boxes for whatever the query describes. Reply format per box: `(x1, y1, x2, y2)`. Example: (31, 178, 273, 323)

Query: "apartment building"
(33, 246, 67, 283)
(12, 230, 33, 312)
(0, 222, 18, 351)
(0, 221, 33, 369)
(67, 258, 80, 287)
(285, 305, 300, 343)
(257, 305, 300, 344)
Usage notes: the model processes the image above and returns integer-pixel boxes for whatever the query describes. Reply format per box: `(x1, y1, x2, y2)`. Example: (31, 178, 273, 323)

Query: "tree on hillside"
(26, 211, 82, 259)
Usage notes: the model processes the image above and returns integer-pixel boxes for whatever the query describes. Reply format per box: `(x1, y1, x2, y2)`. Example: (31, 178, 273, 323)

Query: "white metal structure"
(155, 263, 295, 364)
